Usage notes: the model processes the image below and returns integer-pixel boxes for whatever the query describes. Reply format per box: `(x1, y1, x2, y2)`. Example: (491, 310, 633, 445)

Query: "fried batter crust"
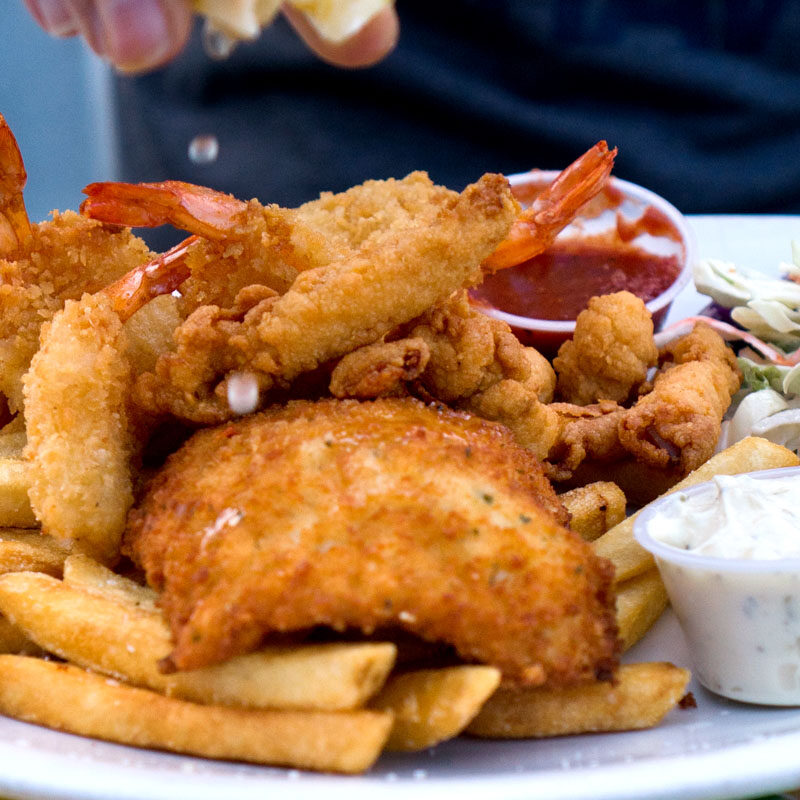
(554, 291, 658, 405)
(126, 399, 618, 687)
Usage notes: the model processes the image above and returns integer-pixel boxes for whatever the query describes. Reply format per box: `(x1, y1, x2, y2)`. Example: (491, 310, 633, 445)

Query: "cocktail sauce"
(472, 242, 681, 322)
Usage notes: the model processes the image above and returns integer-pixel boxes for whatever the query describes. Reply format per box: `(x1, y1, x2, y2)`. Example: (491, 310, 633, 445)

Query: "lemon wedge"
(192, 0, 393, 43)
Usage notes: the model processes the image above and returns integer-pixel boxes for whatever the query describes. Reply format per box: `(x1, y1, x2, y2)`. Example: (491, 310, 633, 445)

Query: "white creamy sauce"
(648, 473, 800, 559)
(638, 470, 800, 704)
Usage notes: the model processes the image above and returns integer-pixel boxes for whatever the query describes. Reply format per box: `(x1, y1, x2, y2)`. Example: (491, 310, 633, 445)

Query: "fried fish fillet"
(126, 398, 618, 687)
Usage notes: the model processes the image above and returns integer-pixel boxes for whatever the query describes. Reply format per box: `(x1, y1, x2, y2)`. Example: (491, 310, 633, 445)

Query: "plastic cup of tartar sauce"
(634, 466, 800, 706)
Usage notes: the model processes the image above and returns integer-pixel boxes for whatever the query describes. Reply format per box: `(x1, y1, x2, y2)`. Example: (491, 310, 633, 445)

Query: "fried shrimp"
(125, 398, 618, 687)
(80, 143, 614, 426)
(553, 291, 658, 406)
(23, 293, 136, 563)
(125, 173, 519, 423)
(0, 116, 153, 413)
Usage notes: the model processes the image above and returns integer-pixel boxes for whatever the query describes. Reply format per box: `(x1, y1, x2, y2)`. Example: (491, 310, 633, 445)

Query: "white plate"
(3, 216, 799, 800)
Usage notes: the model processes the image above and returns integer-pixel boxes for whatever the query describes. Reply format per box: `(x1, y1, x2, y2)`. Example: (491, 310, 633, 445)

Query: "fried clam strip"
(0, 656, 392, 773)
(125, 398, 618, 688)
(618, 323, 742, 475)
(546, 322, 742, 485)
(332, 292, 560, 461)
(0, 115, 154, 413)
(329, 337, 431, 399)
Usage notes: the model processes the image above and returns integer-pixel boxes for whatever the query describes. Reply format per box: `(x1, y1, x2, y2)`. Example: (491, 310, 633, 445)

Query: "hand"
(22, 0, 399, 73)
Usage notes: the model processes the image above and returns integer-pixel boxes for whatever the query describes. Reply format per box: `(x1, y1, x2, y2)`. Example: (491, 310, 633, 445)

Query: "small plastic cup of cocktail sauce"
(471, 171, 695, 358)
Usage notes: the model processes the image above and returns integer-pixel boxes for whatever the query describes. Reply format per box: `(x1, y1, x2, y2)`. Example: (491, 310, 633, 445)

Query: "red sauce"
(471, 243, 681, 322)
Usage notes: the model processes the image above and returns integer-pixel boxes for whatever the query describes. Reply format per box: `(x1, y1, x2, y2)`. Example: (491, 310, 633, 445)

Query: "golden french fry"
(560, 481, 626, 541)
(0, 459, 36, 528)
(370, 666, 500, 751)
(594, 437, 800, 584)
(466, 662, 690, 739)
(0, 655, 392, 773)
(0, 528, 70, 576)
(0, 431, 25, 460)
(0, 615, 39, 655)
(62, 553, 157, 611)
(616, 568, 669, 652)
(0, 571, 396, 711)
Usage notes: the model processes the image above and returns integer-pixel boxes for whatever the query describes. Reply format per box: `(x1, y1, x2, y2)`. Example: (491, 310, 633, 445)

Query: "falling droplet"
(202, 19, 238, 60)
(227, 372, 260, 415)
(188, 134, 219, 165)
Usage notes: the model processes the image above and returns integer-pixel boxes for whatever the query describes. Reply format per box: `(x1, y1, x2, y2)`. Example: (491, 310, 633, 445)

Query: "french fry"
(593, 437, 800, 584)
(0, 528, 70, 576)
(616, 568, 669, 652)
(0, 571, 396, 711)
(0, 431, 25, 460)
(0, 615, 40, 655)
(466, 662, 690, 739)
(370, 666, 500, 751)
(0, 655, 393, 773)
(62, 553, 157, 611)
(560, 481, 626, 541)
(0, 459, 36, 528)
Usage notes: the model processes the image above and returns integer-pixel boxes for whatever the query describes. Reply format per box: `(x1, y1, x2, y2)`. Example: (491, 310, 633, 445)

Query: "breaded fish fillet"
(126, 398, 618, 687)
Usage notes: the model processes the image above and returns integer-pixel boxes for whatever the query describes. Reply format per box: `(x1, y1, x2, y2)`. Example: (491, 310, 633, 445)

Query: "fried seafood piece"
(23, 293, 136, 563)
(329, 338, 430, 398)
(295, 171, 455, 253)
(545, 400, 627, 481)
(553, 291, 658, 406)
(659, 321, 741, 396)
(0, 116, 154, 412)
(391, 291, 560, 460)
(125, 398, 619, 687)
(618, 324, 742, 474)
(131, 174, 519, 423)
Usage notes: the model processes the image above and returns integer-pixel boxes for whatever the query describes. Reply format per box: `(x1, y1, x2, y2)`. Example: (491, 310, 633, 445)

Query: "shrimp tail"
(483, 141, 617, 272)
(101, 235, 198, 322)
(81, 180, 248, 240)
(0, 114, 32, 256)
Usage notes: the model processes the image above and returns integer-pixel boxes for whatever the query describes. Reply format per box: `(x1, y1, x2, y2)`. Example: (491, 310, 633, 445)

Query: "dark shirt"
(114, 0, 800, 242)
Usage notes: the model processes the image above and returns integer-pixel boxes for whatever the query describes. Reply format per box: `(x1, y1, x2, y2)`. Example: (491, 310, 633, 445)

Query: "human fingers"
(22, 0, 194, 73)
(281, 4, 399, 68)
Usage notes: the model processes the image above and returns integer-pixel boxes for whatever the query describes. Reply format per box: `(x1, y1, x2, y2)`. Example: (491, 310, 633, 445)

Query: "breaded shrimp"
(132, 174, 520, 423)
(23, 293, 136, 563)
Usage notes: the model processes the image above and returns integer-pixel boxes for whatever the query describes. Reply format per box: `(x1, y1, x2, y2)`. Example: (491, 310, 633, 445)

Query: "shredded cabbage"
(725, 359, 800, 454)
(694, 249, 800, 350)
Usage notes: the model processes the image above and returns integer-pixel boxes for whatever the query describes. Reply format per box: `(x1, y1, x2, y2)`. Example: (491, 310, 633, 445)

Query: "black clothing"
(115, 0, 800, 233)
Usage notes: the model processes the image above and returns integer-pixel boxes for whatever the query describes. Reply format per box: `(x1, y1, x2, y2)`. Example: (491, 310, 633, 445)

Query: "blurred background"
(0, 3, 115, 222)
(5, 1, 800, 229)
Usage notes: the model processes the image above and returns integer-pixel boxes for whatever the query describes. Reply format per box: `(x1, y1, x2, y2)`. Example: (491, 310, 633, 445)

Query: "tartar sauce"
(634, 467, 800, 705)
(648, 473, 800, 559)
